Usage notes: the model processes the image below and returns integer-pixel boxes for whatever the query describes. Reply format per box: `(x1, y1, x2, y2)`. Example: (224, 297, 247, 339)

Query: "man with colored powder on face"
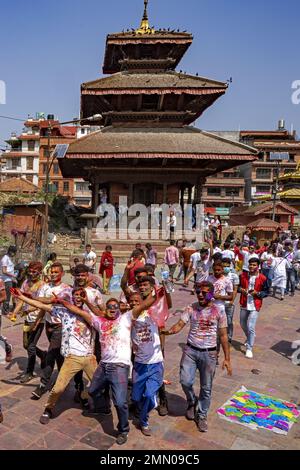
(162, 281, 232, 433)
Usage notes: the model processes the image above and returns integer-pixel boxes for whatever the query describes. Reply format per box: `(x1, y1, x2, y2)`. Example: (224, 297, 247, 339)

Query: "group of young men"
(0, 228, 298, 442)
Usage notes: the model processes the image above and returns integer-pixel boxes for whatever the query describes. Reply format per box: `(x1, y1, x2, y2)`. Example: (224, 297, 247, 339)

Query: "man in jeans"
(83, 291, 159, 445)
(238, 258, 268, 359)
(222, 258, 239, 343)
(162, 281, 232, 433)
(164, 240, 179, 282)
(31, 262, 73, 400)
(10, 262, 46, 383)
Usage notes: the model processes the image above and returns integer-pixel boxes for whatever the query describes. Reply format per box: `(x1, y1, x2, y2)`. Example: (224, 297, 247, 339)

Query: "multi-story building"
(201, 124, 300, 214)
(240, 123, 300, 202)
(1, 120, 40, 185)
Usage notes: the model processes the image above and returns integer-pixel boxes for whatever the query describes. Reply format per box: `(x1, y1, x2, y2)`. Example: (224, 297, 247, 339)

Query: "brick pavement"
(0, 282, 300, 450)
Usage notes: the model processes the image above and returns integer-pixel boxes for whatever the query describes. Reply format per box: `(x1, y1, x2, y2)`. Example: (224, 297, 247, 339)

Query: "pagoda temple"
(276, 162, 300, 212)
(59, 0, 257, 212)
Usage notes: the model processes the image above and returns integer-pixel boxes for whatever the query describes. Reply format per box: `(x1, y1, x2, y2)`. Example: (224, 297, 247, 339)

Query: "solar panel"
(52, 144, 69, 159)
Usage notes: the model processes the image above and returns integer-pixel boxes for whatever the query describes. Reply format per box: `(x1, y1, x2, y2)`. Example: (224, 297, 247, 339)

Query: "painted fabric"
(218, 386, 300, 435)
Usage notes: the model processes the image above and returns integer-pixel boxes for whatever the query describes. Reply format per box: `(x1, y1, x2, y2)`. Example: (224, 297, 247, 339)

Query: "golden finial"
(136, 0, 155, 35)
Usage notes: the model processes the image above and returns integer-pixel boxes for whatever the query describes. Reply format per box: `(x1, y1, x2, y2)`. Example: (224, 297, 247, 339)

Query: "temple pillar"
(163, 183, 168, 204)
(92, 182, 99, 213)
(188, 186, 192, 204)
(194, 177, 205, 204)
(128, 183, 134, 206)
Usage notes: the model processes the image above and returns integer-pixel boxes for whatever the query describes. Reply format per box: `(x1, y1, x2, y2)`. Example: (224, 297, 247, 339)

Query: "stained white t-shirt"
(83, 251, 97, 269)
(39, 283, 73, 325)
(246, 275, 257, 311)
(51, 305, 95, 357)
(91, 311, 133, 366)
(131, 311, 164, 364)
(0, 255, 15, 282)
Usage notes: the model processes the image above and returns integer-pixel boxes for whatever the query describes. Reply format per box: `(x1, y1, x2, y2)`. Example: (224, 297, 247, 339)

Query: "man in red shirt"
(238, 258, 268, 359)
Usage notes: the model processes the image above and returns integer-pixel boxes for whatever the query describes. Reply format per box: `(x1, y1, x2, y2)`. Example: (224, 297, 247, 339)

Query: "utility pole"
(40, 114, 103, 263)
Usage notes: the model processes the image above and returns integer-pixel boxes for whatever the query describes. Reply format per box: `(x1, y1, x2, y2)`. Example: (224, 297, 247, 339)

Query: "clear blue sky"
(0, 0, 299, 146)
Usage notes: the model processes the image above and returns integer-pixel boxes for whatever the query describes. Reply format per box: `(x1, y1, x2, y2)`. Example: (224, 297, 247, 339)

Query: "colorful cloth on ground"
(217, 386, 300, 435)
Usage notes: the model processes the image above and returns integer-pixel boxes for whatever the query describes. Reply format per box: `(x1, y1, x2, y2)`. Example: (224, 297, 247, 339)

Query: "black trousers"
(41, 323, 64, 389)
(23, 323, 45, 375)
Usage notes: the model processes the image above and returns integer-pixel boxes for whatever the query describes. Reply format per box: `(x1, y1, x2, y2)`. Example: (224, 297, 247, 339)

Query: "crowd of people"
(0, 227, 299, 443)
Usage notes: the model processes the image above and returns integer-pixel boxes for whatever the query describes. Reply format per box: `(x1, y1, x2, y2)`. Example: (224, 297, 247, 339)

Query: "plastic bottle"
(160, 266, 175, 294)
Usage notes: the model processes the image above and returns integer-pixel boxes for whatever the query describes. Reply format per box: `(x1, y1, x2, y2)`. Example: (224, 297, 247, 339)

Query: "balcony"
(205, 177, 244, 186)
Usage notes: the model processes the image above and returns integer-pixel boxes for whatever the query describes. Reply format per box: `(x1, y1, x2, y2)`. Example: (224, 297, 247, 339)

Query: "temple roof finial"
(136, 0, 155, 35)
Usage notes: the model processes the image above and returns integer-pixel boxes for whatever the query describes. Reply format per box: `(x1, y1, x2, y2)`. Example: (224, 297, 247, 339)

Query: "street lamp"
(41, 114, 103, 262)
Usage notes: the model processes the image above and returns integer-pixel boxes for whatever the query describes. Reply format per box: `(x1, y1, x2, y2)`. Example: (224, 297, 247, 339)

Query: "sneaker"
(157, 399, 169, 417)
(245, 349, 253, 359)
(80, 398, 90, 410)
(185, 404, 195, 421)
(39, 409, 52, 425)
(141, 426, 152, 437)
(20, 373, 35, 384)
(31, 385, 47, 400)
(116, 433, 128, 446)
(5, 345, 13, 363)
(197, 417, 208, 433)
(280, 296, 284, 301)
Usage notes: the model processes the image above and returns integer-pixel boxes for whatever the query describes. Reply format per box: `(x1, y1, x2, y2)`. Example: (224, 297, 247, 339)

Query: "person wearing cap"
(162, 281, 232, 433)
(0, 246, 17, 315)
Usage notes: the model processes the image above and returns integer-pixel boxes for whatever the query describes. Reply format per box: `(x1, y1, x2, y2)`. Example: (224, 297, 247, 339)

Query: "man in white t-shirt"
(12, 287, 97, 427)
(73, 290, 158, 446)
(82, 245, 97, 273)
(131, 277, 166, 437)
(0, 246, 17, 315)
(31, 262, 73, 400)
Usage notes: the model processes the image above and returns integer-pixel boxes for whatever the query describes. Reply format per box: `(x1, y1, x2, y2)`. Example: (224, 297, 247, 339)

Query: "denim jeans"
(132, 362, 164, 428)
(41, 324, 64, 388)
(89, 362, 130, 434)
(225, 304, 235, 342)
(286, 268, 296, 294)
(240, 308, 259, 350)
(2, 281, 12, 315)
(262, 268, 272, 290)
(23, 323, 45, 375)
(180, 345, 217, 419)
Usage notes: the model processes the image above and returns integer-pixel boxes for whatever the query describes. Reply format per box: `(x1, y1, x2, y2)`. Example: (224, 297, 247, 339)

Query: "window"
(11, 158, 21, 170)
(256, 168, 272, 179)
(63, 182, 69, 193)
(207, 187, 221, 196)
(28, 140, 35, 151)
(223, 172, 240, 179)
(75, 182, 90, 192)
(42, 163, 47, 174)
(52, 181, 59, 192)
(256, 185, 271, 194)
(53, 163, 59, 175)
(142, 95, 159, 110)
(225, 188, 240, 196)
(44, 148, 51, 158)
(27, 157, 34, 170)
(289, 155, 295, 162)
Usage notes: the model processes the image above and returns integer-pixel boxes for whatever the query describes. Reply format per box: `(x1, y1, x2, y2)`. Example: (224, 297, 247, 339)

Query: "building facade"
(59, 1, 257, 220)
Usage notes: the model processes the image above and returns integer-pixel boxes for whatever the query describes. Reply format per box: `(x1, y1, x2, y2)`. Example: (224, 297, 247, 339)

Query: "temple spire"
(136, 0, 155, 35)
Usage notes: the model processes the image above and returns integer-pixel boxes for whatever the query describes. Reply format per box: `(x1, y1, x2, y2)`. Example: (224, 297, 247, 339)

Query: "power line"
(0, 114, 26, 122)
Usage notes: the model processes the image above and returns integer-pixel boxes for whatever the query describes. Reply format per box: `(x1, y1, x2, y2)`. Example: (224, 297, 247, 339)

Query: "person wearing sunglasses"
(10, 287, 97, 428)
(51, 289, 160, 446)
(161, 281, 232, 433)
